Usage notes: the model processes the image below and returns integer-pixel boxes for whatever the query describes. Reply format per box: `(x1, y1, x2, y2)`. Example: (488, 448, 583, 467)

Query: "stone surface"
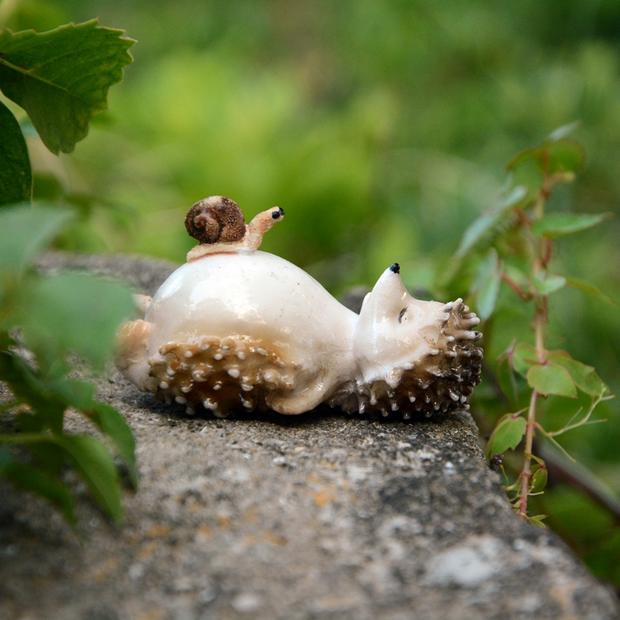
(0, 253, 618, 620)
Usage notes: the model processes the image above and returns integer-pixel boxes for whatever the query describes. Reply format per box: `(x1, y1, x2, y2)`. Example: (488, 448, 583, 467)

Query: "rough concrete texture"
(0, 253, 618, 620)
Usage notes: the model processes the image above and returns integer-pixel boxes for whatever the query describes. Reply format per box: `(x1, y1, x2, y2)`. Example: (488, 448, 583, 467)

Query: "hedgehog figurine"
(116, 196, 482, 419)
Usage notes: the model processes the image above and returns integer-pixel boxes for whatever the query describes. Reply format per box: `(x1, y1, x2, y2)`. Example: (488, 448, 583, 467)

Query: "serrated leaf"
(0, 101, 31, 205)
(0, 20, 134, 154)
(455, 185, 527, 258)
(54, 434, 122, 522)
(486, 413, 526, 458)
(547, 351, 608, 396)
(532, 273, 566, 296)
(0, 459, 76, 523)
(527, 363, 577, 398)
(532, 213, 610, 238)
(511, 342, 537, 377)
(508, 139, 585, 176)
(474, 249, 500, 320)
(18, 272, 134, 370)
(0, 204, 72, 274)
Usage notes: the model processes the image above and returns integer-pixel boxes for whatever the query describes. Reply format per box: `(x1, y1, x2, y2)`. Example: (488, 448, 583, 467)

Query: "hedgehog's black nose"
(272, 207, 285, 219)
(390, 262, 400, 274)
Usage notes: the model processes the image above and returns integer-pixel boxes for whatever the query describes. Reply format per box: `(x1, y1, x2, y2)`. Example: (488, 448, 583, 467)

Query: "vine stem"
(518, 307, 545, 517)
(517, 169, 550, 519)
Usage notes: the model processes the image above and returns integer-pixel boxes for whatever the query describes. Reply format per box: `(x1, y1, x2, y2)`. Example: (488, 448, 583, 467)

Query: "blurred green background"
(4, 0, 619, 586)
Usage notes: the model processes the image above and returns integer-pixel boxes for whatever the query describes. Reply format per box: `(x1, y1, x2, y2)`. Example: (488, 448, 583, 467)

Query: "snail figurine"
(117, 196, 482, 419)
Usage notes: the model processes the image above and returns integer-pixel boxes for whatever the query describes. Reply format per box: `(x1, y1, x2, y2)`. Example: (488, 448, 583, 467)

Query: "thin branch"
(518, 389, 539, 517)
(537, 425, 576, 462)
(501, 272, 532, 301)
(545, 391, 611, 437)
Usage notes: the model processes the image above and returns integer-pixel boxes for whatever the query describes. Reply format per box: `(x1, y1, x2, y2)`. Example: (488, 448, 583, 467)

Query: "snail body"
(116, 197, 482, 419)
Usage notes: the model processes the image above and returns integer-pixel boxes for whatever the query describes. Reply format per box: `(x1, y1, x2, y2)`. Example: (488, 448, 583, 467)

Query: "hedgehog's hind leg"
(116, 319, 155, 391)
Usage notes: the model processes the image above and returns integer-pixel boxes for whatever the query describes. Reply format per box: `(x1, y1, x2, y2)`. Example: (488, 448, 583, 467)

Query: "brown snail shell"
(184, 196, 246, 244)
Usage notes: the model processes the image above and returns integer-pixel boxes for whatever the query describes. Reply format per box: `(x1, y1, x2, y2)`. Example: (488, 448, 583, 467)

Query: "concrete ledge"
(0, 253, 617, 619)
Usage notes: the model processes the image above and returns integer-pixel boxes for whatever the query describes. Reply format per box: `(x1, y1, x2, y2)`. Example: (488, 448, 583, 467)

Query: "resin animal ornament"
(116, 196, 483, 419)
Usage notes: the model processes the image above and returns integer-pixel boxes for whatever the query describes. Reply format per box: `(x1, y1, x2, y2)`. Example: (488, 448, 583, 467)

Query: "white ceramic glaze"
(116, 198, 482, 419)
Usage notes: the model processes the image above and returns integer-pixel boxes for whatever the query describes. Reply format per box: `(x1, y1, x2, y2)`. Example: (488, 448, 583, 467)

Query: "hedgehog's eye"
(398, 307, 407, 323)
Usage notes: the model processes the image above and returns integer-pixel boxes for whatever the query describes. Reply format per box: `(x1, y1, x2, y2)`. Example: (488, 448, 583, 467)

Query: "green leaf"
(496, 353, 521, 406)
(18, 272, 134, 369)
(532, 213, 610, 238)
(565, 277, 616, 306)
(503, 263, 529, 290)
(0, 348, 68, 432)
(474, 249, 500, 320)
(511, 342, 537, 377)
(532, 273, 566, 296)
(0, 20, 134, 154)
(486, 413, 526, 458)
(54, 434, 122, 522)
(530, 462, 548, 494)
(0, 203, 72, 275)
(0, 459, 76, 523)
(28, 375, 135, 464)
(455, 185, 527, 258)
(528, 514, 548, 528)
(548, 121, 580, 142)
(527, 363, 577, 398)
(508, 139, 585, 176)
(0, 101, 31, 205)
(87, 402, 137, 486)
(547, 351, 608, 396)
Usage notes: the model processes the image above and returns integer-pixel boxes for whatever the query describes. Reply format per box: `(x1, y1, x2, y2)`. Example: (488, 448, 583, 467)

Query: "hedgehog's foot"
(116, 319, 155, 391)
(147, 335, 297, 417)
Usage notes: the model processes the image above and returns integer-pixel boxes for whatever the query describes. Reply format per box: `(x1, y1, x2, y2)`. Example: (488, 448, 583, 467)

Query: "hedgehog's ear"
(358, 264, 409, 324)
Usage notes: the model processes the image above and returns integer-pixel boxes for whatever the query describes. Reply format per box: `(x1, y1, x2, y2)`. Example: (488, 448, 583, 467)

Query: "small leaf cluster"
(450, 124, 614, 521)
(0, 20, 136, 523)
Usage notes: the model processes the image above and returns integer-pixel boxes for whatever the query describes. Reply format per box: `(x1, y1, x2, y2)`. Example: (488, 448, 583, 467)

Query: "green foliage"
(486, 413, 526, 458)
(564, 277, 616, 307)
(531, 273, 566, 296)
(19, 272, 135, 370)
(454, 187, 529, 260)
(508, 138, 585, 177)
(473, 249, 501, 320)
(0, 101, 31, 204)
(0, 204, 72, 273)
(0, 16, 135, 523)
(0, 20, 134, 153)
(455, 130, 614, 525)
(532, 213, 611, 238)
(527, 364, 576, 398)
